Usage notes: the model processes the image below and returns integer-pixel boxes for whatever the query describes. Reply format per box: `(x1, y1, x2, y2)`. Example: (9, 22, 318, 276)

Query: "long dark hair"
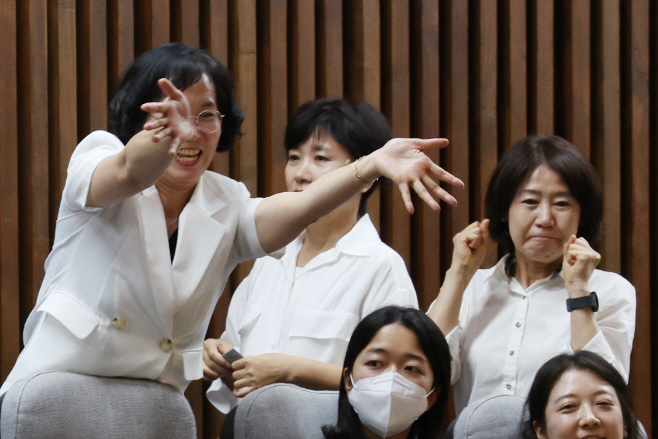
(108, 43, 244, 152)
(284, 99, 392, 217)
(520, 351, 640, 439)
(322, 306, 451, 439)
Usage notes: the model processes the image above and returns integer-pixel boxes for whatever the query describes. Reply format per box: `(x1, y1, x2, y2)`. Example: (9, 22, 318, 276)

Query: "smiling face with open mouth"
(159, 73, 221, 190)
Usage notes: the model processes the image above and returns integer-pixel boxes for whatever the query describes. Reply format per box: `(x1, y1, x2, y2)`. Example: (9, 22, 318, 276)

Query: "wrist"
(355, 154, 381, 184)
(566, 284, 590, 299)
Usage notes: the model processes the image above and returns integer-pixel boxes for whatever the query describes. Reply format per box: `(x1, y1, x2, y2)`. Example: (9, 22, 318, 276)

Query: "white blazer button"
(112, 317, 127, 330)
(159, 339, 173, 353)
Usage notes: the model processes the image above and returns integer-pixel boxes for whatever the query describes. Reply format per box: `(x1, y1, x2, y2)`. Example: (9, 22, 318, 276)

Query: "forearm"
(427, 267, 471, 335)
(255, 156, 377, 253)
(568, 285, 600, 351)
(87, 129, 174, 207)
(287, 358, 343, 391)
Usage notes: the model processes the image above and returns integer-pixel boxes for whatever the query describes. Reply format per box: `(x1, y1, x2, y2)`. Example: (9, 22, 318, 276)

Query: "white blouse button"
(515, 322, 521, 328)
(509, 351, 514, 356)
(506, 384, 512, 390)
(159, 339, 173, 353)
(112, 317, 126, 330)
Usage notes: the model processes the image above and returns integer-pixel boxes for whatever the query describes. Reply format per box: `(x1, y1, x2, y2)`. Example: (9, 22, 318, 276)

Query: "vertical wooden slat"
(108, 0, 134, 95)
(470, 0, 497, 266)
(288, 0, 315, 113)
(381, 0, 411, 268)
(203, 0, 230, 178)
(344, 0, 381, 230)
(592, 1, 621, 273)
(622, 0, 652, 432)
(528, 0, 554, 136)
(18, 0, 50, 324)
(135, 0, 170, 54)
(409, 0, 440, 309)
(316, 0, 342, 98)
(48, 0, 77, 233)
(507, 0, 526, 144)
(439, 0, 469, 273)
(257, 0, 287, 197)
(77, 0, 107, 137)
(562, 1, 591, 156)
(180, 0, 200, 47)
(0, 0, 20, 381)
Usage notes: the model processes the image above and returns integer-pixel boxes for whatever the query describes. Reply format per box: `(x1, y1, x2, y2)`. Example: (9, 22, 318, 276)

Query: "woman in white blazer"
(0, 43, 463, 399)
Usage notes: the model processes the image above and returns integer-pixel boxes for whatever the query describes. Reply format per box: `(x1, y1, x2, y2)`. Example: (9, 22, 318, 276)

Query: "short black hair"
(284, 99, 392, 217)
(108, 43, 244, 152)
(520, 351, 640, 439)
(485, 135, 603, 257)
(322, 306, 451, 439)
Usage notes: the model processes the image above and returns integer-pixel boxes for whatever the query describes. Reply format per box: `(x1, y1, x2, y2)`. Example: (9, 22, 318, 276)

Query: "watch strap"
(566, 291, 599, 312)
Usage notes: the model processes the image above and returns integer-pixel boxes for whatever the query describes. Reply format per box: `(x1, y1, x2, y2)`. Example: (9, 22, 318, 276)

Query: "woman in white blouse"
(0, 44, 463, 401)
(427, 135, 635, 415)
(203, 99, 418, 416)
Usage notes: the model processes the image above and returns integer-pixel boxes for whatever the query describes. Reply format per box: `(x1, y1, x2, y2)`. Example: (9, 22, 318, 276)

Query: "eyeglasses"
(190, 110, 224, 134)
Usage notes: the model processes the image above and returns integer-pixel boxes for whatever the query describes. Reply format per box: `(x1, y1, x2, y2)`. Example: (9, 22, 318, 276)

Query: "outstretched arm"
(230, 354, 342, 398)
(255, 138, 464, 253)
(86, 78, 196, 208)
(427, 220, 490, 335)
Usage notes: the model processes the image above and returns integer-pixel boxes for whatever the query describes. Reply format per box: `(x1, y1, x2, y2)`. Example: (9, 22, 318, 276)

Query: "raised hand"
(231, 353, 294, 398)
(369, 138, 464, 213)
(202, 338, 235, 386)
(562, 235, 600, 298)
(449, 220, 490, 281)
(140, 78, 198, 154)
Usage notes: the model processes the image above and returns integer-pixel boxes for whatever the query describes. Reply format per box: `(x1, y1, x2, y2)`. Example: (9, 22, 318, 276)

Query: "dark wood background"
(0, 1, 656, 437)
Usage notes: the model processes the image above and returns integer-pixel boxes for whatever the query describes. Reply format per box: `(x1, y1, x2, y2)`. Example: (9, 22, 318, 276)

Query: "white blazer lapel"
(138, 186, 175, 331)
(172, 176, 227, 307)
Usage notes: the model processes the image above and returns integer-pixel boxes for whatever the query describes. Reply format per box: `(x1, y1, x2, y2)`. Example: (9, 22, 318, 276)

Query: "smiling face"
(159, 73, 221, 189)
(535, 369, 627, 439)
(508, 165, 581, 270)
(285, 132, 354, 192)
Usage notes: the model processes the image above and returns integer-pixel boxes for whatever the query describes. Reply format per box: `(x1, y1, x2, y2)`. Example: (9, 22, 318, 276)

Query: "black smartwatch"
(566, 292, 599, 312)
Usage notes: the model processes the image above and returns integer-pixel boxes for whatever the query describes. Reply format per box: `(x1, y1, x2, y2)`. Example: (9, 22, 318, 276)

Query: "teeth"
(177, 156, 198, 162)
(177, 149, 200, 157)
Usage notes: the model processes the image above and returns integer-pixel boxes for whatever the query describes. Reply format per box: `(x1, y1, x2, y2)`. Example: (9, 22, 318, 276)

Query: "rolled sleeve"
(235, 197, 285, 262)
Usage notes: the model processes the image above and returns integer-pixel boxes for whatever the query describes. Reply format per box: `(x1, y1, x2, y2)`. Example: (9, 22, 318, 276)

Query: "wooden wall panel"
(2, 1, 658, 436)
(439, 0, 469, 274)
(409, 0, 440, 309)
(469, 0, 498, 266)
(528, 0, 554, 136)
(315, 0, 342, 98)
(0, 0, 19, 382)
(381, 0, 411, 268)
(623, 0, 652, 430)
(288, 0, 316, 112)
(257, 0, 287, 197)
(18, 0, 50, 319)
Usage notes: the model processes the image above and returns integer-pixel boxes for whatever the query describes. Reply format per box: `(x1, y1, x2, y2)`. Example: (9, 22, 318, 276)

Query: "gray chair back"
(451, 395, 526, 439)
(0, 371, 196, 439)
(233, 383, 338, 439)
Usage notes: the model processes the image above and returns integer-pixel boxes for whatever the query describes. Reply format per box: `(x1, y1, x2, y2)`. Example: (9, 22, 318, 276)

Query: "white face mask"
(347, 371, 433, 438)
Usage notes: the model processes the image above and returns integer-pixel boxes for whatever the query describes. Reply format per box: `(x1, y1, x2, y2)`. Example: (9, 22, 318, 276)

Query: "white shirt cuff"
(206, 379, 239, 414)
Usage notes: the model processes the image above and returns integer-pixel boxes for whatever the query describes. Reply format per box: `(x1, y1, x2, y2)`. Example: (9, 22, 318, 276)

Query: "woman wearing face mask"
(322, 306, 451, 439)
(427, 136, 636, 416)
(521, 351, 642, 439)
